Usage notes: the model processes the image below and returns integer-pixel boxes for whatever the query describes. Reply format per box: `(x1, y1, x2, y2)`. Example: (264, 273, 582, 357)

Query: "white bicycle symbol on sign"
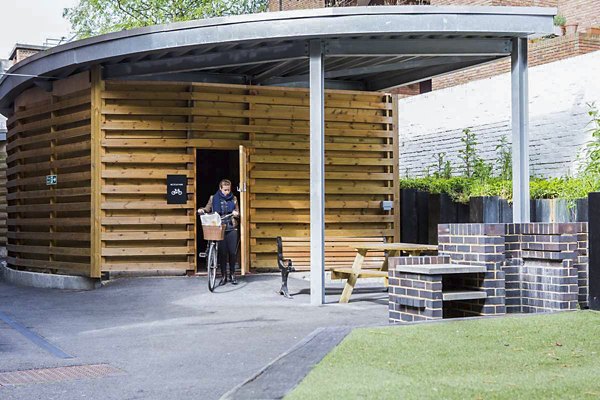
(171, 188, 183, 195)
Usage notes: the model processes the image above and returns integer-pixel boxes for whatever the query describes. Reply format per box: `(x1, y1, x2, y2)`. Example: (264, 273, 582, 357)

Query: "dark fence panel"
(400, 189, 418, 244)
(400, 189, 590, 245)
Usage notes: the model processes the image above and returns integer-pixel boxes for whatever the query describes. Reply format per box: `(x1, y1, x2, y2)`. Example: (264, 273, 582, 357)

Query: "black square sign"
(167, 175, 187, 204)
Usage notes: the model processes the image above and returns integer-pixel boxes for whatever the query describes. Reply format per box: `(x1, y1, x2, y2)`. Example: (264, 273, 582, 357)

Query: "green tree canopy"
(64, 0, 269, 38)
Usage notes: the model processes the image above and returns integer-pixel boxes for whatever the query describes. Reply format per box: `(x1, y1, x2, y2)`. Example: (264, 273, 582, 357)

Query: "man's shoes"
(219, 276, 227, 286)
(230, 274, 238, 285)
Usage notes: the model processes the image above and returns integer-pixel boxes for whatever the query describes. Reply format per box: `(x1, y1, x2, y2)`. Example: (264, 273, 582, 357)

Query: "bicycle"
(199, 212, 234, 292)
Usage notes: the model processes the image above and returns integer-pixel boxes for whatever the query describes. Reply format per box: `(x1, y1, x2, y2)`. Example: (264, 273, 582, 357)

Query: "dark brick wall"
(440, 222, 588, 313)
(388, 223, 590, 323)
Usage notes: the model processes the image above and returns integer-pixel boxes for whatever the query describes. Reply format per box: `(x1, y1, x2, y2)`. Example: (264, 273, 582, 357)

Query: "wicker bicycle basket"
(202, 224, 226, 241)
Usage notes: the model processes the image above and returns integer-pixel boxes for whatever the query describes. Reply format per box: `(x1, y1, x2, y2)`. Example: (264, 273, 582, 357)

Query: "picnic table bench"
(334, 243, 438, 303)
(276, 237, 437, 303)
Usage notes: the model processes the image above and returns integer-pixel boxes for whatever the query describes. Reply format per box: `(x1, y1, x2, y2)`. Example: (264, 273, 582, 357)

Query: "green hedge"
(399, 176, 600, 204)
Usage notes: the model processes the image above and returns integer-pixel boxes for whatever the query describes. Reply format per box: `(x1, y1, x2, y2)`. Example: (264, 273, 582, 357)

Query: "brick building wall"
(559, 0, 600, 33)
(399, 50, 600, 178)
(433, 32, 600, 90)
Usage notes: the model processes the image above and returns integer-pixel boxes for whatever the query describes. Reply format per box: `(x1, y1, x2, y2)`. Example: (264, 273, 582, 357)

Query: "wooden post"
(90, 67, 103, 278)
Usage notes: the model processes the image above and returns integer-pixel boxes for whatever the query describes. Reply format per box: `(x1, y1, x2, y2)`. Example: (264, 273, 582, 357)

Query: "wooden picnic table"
(337, 242, 438, 303)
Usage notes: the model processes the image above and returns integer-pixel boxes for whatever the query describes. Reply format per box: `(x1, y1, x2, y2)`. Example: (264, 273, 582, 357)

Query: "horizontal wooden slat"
(7, 187, 91, 201)
(102, 138, 245, 149)
(250, 155, 393, 166)
(102, 154, 193, 164)
(101, 216, 192, 225)
(8, 244, 89, 257)
(102, 231, 194, 241)
(11, 110, 91, 134)
(102, 121, 392, 138)
(252, 215, 394, 223)
(102, 169, 193, 179)
(102, 105, 392, 124)
(8, 218, 90, 226)
(8, 231, 91, 241)
(250, 171, 393, 181)
(7, 171, 91, 188)
(102, 247, 192, 256)
(7, 125, 90, 150)
(7, 155, 91, 176)
(101, 201, 193, 210)
(8, 94, 90, 123)
(7, 202, 91, 213)
(102, 262, 191, 271)
(7, 256, 89, 273)
(250, 185, 394, 195)
(101, 185, 193, 194)
(101, 91, 391, 110)
(7, 140, 90, 163)
(251, 229, 395, 239)
(252, 140, 392, 152)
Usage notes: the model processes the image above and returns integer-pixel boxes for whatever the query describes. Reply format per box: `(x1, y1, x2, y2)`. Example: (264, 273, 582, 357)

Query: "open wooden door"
(239, 145, 249, 275)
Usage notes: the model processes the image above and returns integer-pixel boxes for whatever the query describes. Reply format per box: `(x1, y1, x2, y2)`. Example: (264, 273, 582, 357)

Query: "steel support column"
(511, 37, 530, 223)
(309, 40, 325, 305)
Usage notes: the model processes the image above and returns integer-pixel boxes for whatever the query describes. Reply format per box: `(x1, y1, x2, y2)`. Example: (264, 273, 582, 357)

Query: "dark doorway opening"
(196, 149, 240, 272)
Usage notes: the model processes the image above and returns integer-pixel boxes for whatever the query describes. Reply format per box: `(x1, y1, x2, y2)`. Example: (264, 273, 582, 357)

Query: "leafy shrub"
(400, 176, 599, 204)
(554, 15, 566, 26)
(458, 128, 478, 178)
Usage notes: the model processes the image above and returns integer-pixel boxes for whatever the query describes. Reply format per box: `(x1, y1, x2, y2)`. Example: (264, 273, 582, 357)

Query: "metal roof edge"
(5, 6, 557, 73)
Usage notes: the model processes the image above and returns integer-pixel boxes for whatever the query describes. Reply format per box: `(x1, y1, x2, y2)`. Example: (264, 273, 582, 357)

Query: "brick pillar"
(503, 223, 586, 312)
(388, 256, 446, 323)
(438, 224, 506, 316)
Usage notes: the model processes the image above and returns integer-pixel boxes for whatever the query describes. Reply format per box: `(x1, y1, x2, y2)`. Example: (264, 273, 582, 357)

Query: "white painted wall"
(399, 50, 600, 178)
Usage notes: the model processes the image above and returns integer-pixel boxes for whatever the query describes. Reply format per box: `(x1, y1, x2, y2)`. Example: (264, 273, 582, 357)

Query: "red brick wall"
(430, 0, 557, 6)
(430, 0, 492, 4)
(558, 0, 600, 33)
(12, 49, 41, 64)
(432, 32, 600, 90)
(391, 83, 423, 98)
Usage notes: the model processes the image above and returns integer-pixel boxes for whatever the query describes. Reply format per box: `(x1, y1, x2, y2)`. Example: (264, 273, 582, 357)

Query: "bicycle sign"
(166, 174, 187, 204)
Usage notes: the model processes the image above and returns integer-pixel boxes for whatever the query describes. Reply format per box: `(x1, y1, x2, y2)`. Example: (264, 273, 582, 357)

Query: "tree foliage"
(64, 0, 269, 38)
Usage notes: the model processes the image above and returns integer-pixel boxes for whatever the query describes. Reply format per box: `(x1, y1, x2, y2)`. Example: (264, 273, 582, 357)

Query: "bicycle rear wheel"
(207, 242, 218, 292)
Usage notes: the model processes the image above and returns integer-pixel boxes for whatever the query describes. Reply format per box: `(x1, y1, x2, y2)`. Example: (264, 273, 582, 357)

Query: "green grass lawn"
(287, 311, 600, 400)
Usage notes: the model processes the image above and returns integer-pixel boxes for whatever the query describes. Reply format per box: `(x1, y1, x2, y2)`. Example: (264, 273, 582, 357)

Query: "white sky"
(0, 0, 78, 59)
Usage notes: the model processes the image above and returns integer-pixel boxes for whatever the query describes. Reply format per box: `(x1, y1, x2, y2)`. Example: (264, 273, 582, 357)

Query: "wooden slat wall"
(5, 72, 92, 276)
(0, 141, 6, 247)
(246, 86, 396, 269)
(100, 80, 397, 272)
(100, 81, 196, 273)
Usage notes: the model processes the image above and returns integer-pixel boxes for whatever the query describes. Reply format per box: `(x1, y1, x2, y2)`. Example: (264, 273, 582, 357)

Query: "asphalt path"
(0, 274, 387, 399)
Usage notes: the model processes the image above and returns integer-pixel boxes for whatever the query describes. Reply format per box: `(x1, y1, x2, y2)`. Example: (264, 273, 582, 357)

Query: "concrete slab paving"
(0, 273, 387, 400)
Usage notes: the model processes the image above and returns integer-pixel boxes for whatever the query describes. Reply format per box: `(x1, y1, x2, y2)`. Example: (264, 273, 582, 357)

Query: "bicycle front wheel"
(207, 242, 218, 292)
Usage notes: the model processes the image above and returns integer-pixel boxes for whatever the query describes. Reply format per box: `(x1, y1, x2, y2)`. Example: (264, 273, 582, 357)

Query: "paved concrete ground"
(0, 274, 387, 399)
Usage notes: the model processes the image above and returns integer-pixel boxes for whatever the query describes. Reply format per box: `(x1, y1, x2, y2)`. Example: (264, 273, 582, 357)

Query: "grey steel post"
(309, 40, 325, 305)
(511, 37, 530, 223)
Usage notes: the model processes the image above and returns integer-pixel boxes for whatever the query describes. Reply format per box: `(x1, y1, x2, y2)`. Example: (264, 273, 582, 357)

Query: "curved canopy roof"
(0, 6, 554, 113)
